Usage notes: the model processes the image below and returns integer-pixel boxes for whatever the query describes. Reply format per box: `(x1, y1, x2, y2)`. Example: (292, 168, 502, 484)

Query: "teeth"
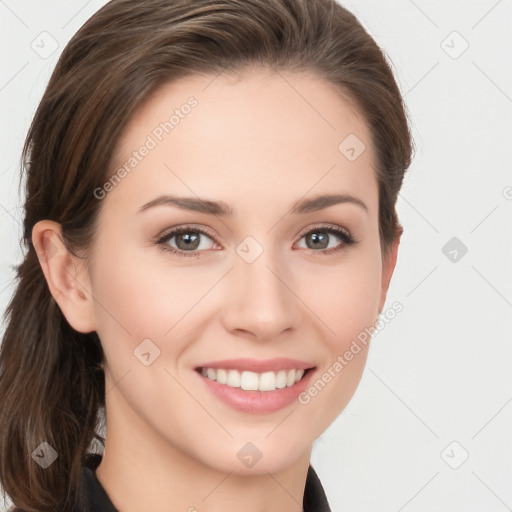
(240, 371, 259, 390)
(217, 368, 228, 384)
(259, 371, 276, 391)
(276, 370, 287, 389)
(200, 367, 308, 391)
(227, 369, 241, 387)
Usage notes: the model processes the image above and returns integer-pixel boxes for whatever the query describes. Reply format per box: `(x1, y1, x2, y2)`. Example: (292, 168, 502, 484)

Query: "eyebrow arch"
(137, 193, 367, 216)
(290, 193, 367, 214)
(138, 195, 233, 216)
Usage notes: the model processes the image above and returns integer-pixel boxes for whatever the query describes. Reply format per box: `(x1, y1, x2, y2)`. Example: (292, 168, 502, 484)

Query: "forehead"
(105, 68, 378, 218)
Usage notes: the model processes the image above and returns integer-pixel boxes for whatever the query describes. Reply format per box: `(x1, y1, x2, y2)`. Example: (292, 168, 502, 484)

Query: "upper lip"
(195, 358, 315, 373)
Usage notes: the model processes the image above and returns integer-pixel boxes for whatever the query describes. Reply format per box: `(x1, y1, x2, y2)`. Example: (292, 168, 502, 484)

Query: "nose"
(220, 241, 301, 342)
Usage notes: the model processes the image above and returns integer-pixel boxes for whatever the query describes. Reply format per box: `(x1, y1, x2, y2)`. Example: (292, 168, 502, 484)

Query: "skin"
(33, 67, 400, 512)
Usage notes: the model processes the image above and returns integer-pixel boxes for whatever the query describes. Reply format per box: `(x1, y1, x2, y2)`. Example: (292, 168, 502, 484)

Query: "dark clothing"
(77, 453, 332, 511)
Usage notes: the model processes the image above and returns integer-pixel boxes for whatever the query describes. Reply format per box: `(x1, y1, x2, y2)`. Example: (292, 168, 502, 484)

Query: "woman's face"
(80, 68, 399, 474)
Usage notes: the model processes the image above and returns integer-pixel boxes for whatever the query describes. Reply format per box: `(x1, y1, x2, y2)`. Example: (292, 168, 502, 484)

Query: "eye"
(156, 225, 219, 258)
(295, 223, 356, 254)
(155, 223, 357, 259)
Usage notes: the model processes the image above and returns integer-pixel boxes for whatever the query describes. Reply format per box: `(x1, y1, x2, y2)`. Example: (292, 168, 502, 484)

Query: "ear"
(378, 225, 402, 314)
(32, 220, 96, 333)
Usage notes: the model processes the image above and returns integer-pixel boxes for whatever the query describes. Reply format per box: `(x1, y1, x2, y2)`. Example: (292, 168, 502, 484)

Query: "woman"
(0, 0, 413, 510)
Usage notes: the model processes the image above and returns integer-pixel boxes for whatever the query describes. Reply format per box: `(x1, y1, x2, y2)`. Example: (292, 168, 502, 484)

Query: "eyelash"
(155, 223, 357, 259)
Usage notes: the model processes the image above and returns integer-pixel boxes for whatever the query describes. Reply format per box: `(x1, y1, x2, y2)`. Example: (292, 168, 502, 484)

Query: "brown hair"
(0, 0, 413, 509)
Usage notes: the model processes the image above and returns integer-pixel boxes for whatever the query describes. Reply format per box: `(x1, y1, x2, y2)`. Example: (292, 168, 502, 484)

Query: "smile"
(199, 367, 306, 392)
(194, 357, 316, 413)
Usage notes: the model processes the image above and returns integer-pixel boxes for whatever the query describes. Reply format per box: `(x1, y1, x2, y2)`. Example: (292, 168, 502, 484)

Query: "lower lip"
(196, 368, 315, 414)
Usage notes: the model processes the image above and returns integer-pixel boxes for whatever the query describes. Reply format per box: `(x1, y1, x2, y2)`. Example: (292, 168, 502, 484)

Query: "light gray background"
(1, 1, 511, 511)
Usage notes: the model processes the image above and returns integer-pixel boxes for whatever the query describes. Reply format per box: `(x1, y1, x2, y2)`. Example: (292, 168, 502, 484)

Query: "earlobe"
(32, 220, 96, 333)
(378, 226, 402, 313)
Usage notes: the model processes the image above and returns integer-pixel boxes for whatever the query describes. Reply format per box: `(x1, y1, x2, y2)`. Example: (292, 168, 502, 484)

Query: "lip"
(194, 361, 316, 414)
(195, 357, 314, 373)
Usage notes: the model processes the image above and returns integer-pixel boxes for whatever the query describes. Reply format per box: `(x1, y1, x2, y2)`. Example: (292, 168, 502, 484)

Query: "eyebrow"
(137, 193, 368, 216)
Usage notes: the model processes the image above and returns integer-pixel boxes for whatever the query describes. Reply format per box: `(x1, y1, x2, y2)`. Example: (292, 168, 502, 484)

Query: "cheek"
(293, 253, 381, 427)
(298, 249, 383, 350)
(89, 245, 221, 362)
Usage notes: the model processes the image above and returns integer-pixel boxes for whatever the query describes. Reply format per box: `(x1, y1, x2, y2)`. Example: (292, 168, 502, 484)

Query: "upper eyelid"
(296, 222, 351, 238)
(157, 224, 216, 239)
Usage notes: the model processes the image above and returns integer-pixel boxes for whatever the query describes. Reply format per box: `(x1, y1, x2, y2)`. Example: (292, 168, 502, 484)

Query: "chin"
(189, 434, 311, 476)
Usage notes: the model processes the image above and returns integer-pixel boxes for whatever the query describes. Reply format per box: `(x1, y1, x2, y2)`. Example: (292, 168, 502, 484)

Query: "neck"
(95, 385, 311, 512)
